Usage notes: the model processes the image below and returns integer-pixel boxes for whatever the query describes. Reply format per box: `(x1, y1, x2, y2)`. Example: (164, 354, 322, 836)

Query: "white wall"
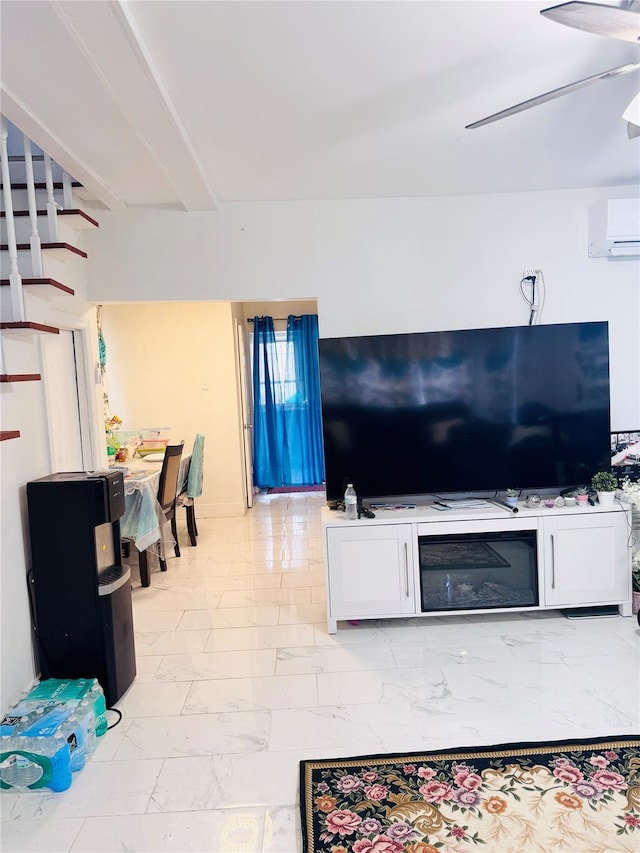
(86, 187, 640, 429)
(100, 302, 245, 516)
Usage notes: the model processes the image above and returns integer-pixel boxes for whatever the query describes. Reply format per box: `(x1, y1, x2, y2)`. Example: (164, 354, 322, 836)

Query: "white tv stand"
(322, 500, 632, 633)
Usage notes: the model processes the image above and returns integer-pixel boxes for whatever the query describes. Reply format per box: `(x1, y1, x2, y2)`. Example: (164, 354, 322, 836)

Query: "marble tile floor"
(1, 491, 639, 852)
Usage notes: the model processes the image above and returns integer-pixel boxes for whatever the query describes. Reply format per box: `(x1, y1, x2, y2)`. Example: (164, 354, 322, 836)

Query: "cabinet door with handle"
(542, 511, 630, 608)
(325, 523, 416, 622)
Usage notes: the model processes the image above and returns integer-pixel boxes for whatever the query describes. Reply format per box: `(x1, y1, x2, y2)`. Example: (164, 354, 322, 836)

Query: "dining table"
(116, 454, 190, 559)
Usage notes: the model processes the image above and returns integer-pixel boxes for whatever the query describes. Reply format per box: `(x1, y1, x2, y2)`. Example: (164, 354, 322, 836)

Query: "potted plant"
(564, 491, 576, 507)
(505, 488, 519, 507)
(591, 471, 617, 506)
(575, 485, 590, 506)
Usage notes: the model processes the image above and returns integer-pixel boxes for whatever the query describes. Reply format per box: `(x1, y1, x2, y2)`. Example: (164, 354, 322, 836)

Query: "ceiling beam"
(108, 0, 220, 211)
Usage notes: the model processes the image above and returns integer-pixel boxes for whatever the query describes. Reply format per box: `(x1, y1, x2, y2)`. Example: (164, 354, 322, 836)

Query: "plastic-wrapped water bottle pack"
(0, 678, 107, 792)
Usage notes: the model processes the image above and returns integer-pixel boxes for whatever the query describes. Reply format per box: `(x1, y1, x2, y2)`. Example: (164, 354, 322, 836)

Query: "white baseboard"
(194, 501, 248, 518)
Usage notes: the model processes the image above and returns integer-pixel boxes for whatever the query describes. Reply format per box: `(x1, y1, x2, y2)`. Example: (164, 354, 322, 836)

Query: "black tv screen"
(319, 321, 611, 502)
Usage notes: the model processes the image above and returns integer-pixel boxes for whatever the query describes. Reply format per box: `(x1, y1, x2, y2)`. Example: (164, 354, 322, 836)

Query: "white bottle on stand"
(344, 484, 358, 520)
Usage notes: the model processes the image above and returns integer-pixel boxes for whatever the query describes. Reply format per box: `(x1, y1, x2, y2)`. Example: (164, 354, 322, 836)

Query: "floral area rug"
(300, 736, 640, 852)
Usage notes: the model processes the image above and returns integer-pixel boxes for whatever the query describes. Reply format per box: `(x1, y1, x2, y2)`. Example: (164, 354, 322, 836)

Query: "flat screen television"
(319, 321, 611, 503)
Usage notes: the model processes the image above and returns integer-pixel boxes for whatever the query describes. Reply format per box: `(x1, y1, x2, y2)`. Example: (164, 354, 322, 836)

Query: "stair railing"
(0, 115, 26, 322)
(23, 135, 44, 277)
(43, 152, 59, 241)
(62, 171, 73, 210)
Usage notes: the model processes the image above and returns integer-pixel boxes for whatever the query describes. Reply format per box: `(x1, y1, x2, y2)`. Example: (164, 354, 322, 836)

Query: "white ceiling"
(1, 1, 639, 211)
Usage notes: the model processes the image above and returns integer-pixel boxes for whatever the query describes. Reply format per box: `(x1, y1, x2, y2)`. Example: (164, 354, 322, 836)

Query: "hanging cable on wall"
(519, 269, 546, 325)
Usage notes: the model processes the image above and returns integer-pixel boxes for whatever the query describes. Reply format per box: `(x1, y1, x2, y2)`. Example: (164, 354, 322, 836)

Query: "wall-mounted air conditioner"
(588, 198, 640, 258)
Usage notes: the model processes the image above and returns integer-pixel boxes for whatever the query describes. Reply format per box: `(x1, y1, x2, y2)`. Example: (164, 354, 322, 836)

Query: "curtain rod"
(247, 315, 307, 323)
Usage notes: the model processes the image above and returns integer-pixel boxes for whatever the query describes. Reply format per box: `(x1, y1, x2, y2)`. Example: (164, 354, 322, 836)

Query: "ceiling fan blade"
(628, 121, 640, 137)
(541, 2, 640, 43)
(465, 62, 639, 129)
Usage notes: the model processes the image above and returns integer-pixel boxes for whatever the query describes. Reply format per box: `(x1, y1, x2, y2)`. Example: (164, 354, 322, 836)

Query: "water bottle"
(24, 677, 107, 738)
(21, 705, 85, 772)
(62, 713, 86, 772)
(1, 703, 52, 737)
(73, 697, 97, 756)
(0, 750, 46, 790)
(0, 730, 72, 792)
(344, 484, 357, 520)
(87, 680, 107, 738)
(445, 573, 453, 606)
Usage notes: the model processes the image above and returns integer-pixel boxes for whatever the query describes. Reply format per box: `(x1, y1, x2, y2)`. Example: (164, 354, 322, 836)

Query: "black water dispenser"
(26, 471, 136, 706)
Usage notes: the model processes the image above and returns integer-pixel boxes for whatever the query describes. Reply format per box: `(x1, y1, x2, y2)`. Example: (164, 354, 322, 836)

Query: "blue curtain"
(252, 314, 325, 488)
(284, 314, 325, 485)
(252, 316, 285, 487)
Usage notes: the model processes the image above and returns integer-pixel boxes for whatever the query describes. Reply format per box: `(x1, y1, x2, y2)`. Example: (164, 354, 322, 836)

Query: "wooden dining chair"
(138, 441, 184, 587)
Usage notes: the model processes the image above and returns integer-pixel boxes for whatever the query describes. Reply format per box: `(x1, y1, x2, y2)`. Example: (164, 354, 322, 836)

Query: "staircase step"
(0, 374, 42, 382)
(0, 321, 60, 335)
(0, 431, 21, 441)
(1, 242, 88, 258)
(0, 278, 75, 295)
(0, 209, 99, 229)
